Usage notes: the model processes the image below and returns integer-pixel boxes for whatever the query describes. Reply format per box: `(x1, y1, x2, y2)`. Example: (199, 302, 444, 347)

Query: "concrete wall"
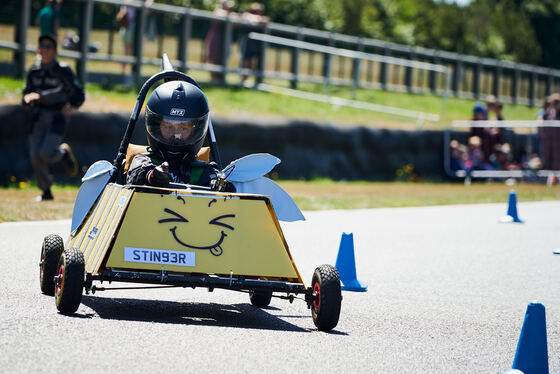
(0, 105, 446, 185)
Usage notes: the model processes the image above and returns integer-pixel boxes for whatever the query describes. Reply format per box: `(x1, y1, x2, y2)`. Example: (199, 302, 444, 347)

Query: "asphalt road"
(1, 201, 559, 373)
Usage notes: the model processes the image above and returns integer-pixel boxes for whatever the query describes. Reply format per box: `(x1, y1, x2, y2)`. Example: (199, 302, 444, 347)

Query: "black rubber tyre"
(54, 248, 85, 315)
(40, 234, 65, 296)
(311, 264, 342, 331)
(249, 290, 273, 308)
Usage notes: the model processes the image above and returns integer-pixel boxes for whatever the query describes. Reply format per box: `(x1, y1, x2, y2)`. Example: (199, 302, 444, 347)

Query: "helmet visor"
(147, 110, 209, 147)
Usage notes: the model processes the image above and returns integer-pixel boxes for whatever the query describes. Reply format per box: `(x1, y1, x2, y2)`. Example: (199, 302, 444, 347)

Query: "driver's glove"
(210, 178, 236, 192)
(147, 162, 171, 186)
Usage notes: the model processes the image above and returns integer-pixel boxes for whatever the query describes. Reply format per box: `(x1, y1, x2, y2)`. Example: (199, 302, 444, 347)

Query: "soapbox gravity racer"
(39, 55, 342, 331)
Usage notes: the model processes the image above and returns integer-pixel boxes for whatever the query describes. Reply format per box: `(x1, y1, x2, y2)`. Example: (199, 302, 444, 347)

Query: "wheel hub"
(312, 282, 321, 313)
(55, 264, 64, 297)
(40, 249, 45, 280)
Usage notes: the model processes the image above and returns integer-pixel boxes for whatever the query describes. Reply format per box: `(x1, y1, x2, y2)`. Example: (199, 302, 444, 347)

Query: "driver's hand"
(147, 162, 171, 186)
(211, 178, 235, 192)
(23, 92, 40, 104)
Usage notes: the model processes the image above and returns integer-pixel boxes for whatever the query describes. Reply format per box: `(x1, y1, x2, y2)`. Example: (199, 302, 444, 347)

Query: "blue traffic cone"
(335, 233, 367, 292)
(500, 190, 524, 223)
(512, 302, 549, 374)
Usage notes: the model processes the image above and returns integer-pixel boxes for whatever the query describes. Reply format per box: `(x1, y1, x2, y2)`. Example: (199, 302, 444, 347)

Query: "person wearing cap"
(471, 102, 487, 121)
(22, 35, 85, 201)
(36, 0, 61, 40)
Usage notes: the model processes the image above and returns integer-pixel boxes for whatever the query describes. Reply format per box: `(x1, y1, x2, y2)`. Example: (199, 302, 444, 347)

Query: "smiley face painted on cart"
(157, 196, 236, 256)
(107, 190, 299, 278)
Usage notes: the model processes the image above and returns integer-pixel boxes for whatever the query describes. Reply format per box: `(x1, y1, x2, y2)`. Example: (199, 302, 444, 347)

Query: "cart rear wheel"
(54, 248, 85, 315)
(311, 264, 342, 331)
(249, 290, 273, 308)
(40, 234, 64, 296)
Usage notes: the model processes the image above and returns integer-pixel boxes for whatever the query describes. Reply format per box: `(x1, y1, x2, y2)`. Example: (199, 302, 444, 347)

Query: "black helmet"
(145, 81, 209, 165)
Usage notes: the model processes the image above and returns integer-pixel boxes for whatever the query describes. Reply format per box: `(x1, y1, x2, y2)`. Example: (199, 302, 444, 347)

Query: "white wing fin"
(233, 177, 305, 222)
(223, 153, 280, 182)
(71, 160, 115, 234)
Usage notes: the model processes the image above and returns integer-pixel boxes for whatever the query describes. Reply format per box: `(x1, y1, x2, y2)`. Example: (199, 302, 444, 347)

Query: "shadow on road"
(81, 295, 311, 332)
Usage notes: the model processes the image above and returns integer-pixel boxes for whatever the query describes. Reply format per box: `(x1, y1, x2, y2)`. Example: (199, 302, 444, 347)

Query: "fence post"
(222, 16, 232, 84)
(546, 70, 553, 96)
(77, 0, 93, 85)
(256, 24, 269, 85)
(452, 58, 462, 96)
(290, 28, 303, 89)
(529, 71, 536, 107)
(511, 67, 520, 104)
(351, 37, 363, 99)
(132, 2, 146, 87)
(493, 62, 501, 98)
(429, 52, 439, 94)
(15, 0, 31, 78)
(108, 22, 115, 56)
(322, 33, 335, 95)
(178, 10, 192, 72)
(405, 47, 414, 93)
(380, 44, 390, 91)
(474, 61, 482, 100)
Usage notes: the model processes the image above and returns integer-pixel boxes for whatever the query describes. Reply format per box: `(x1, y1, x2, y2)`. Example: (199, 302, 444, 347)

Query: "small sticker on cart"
(117, 196, 127, 207)
(87, 227, 99, 240)
(124, 247, 195, 267)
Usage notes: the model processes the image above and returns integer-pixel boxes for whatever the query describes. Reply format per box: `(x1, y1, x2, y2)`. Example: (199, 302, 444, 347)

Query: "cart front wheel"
(311, 264, 342, 331)
(54, 248, 85, 315)
(40, 234, 64, 296)
(249, 290, 273, 308)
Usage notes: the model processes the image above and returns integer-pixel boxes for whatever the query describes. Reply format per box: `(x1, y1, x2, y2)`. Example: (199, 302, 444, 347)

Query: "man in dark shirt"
(23, 34, 85, 201)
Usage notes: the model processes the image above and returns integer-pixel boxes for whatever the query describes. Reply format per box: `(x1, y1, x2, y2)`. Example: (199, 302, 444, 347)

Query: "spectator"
(449, 140, 468, 171)
(144, 0, 157, 42)
(239, 2, 269, 83)
(489, 97, 515, 145)
(22, 35, 84, 201)
(493, 99, 504, 121)
(205, 1, 237, 83)
(485, 95, 504, 121)
(540, 93, 560, 170)
(537, 96, 550, 120)
(534, 96, 550, 161)
(471, 102, 487, 121)
(116, 1, 136, 77)
(465, 136, 491, 172)
(36, 0, 61, 40)
(491, 143, 519, 171)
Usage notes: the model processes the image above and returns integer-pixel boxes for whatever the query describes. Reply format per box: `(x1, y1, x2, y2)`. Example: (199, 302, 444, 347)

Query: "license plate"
(124, 247, 195, 267)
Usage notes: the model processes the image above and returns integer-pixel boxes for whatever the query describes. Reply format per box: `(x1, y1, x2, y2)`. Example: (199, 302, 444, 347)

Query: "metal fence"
(247, 32, 450, 125)
(2, 0, 560, 107)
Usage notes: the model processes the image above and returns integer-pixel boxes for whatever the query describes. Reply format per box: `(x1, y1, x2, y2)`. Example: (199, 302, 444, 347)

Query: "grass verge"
(1, 181, 558, 222)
